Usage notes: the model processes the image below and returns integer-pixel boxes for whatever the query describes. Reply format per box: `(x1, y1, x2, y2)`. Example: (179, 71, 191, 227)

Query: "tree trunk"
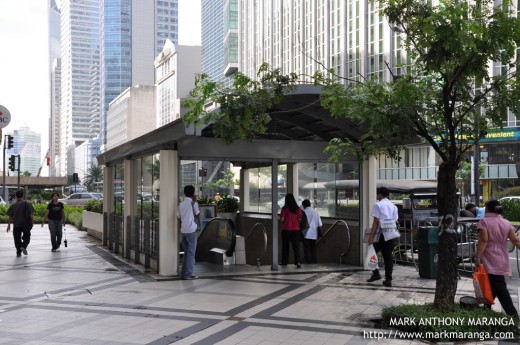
(433, 160, 459, 311)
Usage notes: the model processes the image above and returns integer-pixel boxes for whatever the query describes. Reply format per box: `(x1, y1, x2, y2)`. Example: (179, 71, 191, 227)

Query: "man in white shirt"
(177, 185, 200, 280)
(367, 187, 399, 287)
(302, 199, 322, 264)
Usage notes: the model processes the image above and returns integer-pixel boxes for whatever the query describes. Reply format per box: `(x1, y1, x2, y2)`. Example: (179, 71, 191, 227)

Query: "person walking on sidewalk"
(302, 199, 322, 264)
(6, 190, 34, 256)
(42, 192, 65, 252)
(367, 187, 398, 287)
(475, 199, 520, 318)
(177, 185, 200, 280)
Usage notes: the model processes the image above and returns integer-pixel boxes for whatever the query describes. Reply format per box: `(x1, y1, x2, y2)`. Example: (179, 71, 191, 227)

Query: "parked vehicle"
(59, 192, 103, 206)
(499, 196, 520, 202)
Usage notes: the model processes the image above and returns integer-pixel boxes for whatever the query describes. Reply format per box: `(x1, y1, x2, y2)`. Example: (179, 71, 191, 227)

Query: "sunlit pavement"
(0, 224, 517, 344)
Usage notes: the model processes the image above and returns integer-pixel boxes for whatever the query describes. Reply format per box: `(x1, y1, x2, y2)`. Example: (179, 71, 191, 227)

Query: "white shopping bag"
(364, 244, 379, 270)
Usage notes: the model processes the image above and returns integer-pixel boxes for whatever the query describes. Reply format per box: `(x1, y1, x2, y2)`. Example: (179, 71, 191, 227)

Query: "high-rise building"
(58, 0, 101, 176)
(200, 0, 236, 84)
(106, 85, 157, 150)
(74, 138, 101, 183)
(99, 0, 179, 149)
(201, 0, 225, 82)
(48, 0, 61, 177)
(155, 40, 201, 127)
(6, 127, 42, 177)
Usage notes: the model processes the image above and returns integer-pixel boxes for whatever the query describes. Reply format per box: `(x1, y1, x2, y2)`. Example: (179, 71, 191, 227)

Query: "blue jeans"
(181, 231, 198, 278)
(48, 219, 63, 249)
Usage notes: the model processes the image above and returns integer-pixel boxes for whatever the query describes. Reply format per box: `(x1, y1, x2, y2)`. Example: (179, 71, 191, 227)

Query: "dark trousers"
(48, 219, 63, 249)
(302, 237, 317, 263)
(13, 226, 31, 252)
(488, 274, 519, 318)
(281, 230, 300, 265)
(372, 235, 395, 281)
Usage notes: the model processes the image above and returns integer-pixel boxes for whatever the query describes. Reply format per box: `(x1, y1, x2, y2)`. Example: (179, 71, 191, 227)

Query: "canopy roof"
(97, 85, 367, 167)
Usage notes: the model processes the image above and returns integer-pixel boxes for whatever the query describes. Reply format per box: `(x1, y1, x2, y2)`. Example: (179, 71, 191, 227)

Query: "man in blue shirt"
(464, 203, 485, 219)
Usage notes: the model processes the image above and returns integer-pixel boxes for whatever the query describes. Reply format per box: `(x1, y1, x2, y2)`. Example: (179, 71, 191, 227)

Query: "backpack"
(298, 208, 309, 236)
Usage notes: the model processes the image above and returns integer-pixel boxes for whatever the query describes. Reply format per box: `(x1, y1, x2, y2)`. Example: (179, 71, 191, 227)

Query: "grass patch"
(382, 303, 519, 342)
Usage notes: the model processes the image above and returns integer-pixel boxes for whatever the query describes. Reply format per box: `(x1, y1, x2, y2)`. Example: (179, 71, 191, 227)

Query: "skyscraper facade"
(99, 0, 179, 149)
(48, 0, 61, 176)
(58, 0, 101, 176)
(6, 127, 42, 177)
(201, 0, 225, 82)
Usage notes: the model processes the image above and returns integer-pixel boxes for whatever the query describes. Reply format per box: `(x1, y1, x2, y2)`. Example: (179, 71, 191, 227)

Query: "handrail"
(201, 217, 236, 256)
(244, 222, 268, 267)
(317, 220, 351, 263)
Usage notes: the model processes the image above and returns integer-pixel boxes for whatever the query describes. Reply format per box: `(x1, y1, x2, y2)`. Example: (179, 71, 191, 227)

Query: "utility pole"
(16, 154, 20, 192)
(3, 134, 14, 202)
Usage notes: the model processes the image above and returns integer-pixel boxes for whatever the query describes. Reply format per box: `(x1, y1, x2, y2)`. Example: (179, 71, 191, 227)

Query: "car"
(59, 192, 103, 206)
(265, 195, 306, 212)
(499, 196, 520, 203)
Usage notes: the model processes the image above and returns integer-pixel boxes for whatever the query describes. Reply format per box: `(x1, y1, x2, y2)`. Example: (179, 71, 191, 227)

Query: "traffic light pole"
(16, 154, 20, 192)
(2, 135, 5, 203)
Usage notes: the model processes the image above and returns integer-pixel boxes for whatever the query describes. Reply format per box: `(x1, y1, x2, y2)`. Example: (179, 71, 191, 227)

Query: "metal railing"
(392, 219, 480, 274)
(317, 220, 351, 263)
(244, 222, 268, 267)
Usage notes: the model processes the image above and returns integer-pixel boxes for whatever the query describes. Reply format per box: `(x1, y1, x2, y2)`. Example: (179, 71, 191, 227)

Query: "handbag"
(380, 219, 400, 241)
(473, 265, 494, 305)
(364, 244, 379, 270)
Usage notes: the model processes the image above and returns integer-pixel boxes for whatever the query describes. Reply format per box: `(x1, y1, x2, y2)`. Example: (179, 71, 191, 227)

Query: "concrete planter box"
(82, 210, 103, 240)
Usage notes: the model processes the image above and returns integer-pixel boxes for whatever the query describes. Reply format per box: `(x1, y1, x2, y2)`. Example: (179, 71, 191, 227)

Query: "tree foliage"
(84, 165, 104, 192)
(183, 63, 298, 143)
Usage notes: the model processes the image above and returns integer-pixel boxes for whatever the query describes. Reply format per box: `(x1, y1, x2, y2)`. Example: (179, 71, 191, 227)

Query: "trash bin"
(417, 226, 439, 278)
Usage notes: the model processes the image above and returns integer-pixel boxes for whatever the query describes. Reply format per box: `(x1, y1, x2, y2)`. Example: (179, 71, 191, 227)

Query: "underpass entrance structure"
(97, 85, 379, 276)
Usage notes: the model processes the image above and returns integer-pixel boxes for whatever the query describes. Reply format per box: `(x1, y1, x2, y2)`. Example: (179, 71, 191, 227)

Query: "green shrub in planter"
(216, 195, 239, 213)
(501, 200, 520, 223)
(84, 199, 103, 214)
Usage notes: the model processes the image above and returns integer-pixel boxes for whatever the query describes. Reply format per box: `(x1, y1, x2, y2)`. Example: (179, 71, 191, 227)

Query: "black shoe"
(296, 263, 301, 268)
(383, 280, 392, 287)
(21, 247, 28, 255)
(16, 251, 21, 257)
(367, 274, 382, 282)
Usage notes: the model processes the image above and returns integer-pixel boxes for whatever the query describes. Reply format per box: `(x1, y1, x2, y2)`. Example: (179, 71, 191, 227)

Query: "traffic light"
(8, 155, 15, 171)
(6, 135, 13, 149)
(199, 167, 207, 177)
(72, 173, 79, 183)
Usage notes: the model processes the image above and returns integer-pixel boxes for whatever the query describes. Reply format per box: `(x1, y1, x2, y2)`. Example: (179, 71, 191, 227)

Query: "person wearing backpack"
(280, 194, 302, 268)
(302, 199, 322, 264)
(6, 190, 34, 257)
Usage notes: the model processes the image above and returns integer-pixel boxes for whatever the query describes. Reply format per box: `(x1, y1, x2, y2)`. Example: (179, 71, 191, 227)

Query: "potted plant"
(216, 195, 239, 222)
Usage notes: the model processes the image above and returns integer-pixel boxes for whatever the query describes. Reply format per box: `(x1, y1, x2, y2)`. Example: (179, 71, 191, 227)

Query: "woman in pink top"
(280, 194, 302, 268)
(476, 200, 520, 317)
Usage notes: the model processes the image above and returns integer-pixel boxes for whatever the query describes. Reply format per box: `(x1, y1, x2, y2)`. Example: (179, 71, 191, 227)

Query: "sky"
(0, 0, 201, 175)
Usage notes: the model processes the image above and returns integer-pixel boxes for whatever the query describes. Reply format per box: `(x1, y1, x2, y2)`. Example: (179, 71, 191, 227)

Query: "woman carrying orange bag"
(475, 199, 520, 317)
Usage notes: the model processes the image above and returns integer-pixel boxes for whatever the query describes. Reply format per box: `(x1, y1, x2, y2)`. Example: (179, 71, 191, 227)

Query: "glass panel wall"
(298, 162, 360, 219)
(245, 165, 287, 213)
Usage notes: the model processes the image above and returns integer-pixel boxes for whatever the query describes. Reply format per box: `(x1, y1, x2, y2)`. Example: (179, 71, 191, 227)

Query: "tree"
(206, 169, 239, 196)
(22, 171, 31, 177)
(316, 0, 520, 311)
(184, 0, 520, 311)
(84, 165, 104, 192)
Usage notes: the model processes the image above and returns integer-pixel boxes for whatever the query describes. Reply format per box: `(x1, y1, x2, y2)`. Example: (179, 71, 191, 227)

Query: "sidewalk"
(0, 225, 516, 345)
